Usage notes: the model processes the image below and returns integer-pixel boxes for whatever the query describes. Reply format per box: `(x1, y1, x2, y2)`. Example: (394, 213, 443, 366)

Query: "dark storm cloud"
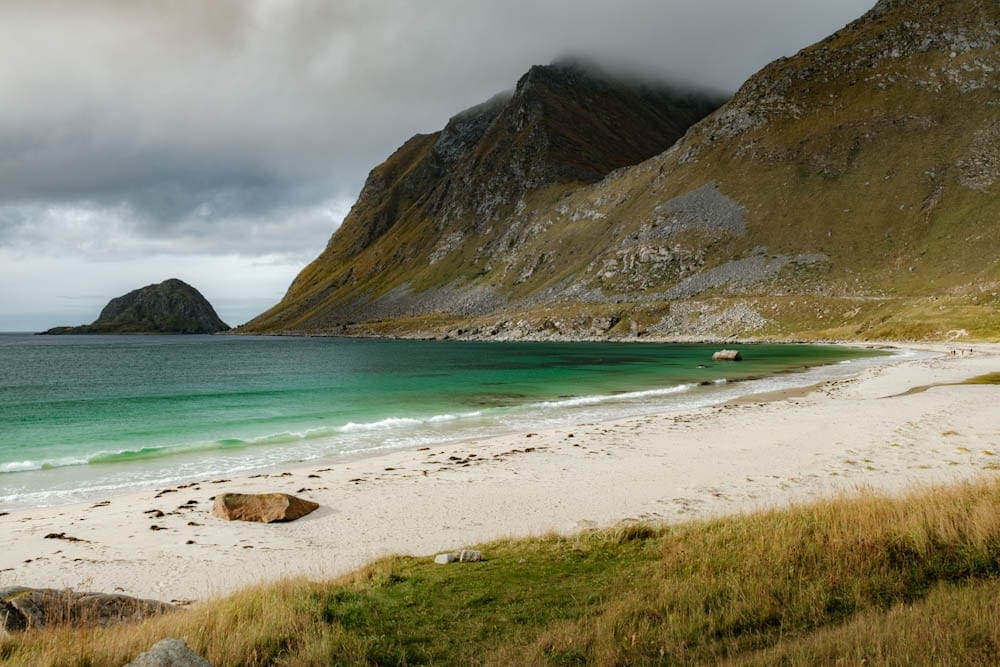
(0, 0, 876, 257)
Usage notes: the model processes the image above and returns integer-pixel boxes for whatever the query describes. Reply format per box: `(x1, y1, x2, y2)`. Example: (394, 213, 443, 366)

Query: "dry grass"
(0, 580, 359, 666)
(503, 479, 1000, 665)
(5, 478, 1000, 665)
(735, 579, 1000, 666)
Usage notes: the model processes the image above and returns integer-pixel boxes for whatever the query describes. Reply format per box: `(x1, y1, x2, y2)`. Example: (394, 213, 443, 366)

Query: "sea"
(0, 334, 897, 510)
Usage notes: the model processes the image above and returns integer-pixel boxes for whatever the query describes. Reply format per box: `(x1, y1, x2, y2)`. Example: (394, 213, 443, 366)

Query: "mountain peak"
(242, 62, 721, 333)
(516, 60, 599, 89)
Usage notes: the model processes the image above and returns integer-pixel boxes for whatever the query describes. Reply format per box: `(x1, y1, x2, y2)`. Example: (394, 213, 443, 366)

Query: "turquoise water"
(0, 334, 890, 509)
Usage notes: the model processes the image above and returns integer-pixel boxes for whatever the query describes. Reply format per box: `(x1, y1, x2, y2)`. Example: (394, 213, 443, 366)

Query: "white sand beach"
(1, 342, 997, 604)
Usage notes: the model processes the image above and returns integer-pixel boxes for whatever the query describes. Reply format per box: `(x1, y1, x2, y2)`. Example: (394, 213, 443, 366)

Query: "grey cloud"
(0, 194, 350, 261)
(0, 1, 875, 223)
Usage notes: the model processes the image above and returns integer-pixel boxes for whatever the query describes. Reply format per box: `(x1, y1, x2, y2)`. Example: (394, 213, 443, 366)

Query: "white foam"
(530, 383, 698, 409)
(1, 455, 92, 474)
(1, 460, 41, 473)
(338, 410, 484, 433)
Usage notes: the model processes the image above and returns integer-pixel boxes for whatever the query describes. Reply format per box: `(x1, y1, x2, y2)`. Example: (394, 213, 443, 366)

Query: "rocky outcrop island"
(42, 278, 230, 335)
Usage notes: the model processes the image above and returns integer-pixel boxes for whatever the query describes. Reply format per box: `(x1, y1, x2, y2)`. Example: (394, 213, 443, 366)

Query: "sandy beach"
(1, 342, 997, 604)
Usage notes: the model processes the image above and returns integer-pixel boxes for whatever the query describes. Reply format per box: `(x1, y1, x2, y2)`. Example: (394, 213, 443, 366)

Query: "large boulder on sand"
(712, 349, 743, 361)
(0, 587, 174, 636)
(211, 493, 319, 523)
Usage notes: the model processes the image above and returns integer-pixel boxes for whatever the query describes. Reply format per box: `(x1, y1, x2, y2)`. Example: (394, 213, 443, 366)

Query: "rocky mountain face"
(44, 279, 229, 335)
(243, 62, 722, 333)
(244, 0, 999, 342)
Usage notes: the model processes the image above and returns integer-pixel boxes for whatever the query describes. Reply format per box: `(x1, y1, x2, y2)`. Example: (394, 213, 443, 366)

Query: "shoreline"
(0, 339, 893, 511)
(1, 341, 997, 603)
(222, 328, 917, 348)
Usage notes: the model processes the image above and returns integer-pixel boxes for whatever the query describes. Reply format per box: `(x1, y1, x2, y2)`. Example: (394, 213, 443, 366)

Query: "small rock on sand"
(434, 549, 483, 564)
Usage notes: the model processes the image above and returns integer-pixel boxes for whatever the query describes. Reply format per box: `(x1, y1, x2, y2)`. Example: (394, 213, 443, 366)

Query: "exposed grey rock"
(646, 182, 747, 239)
(958, 120, 999, 191)
(650, 302, 770, 338)
(435, 550, 483, 564)
(592, 242, 703, 291)
(0, 587, 174, 636)
(662, 253, 828, 300)
(712, 349, 743, 361)
(360, 281, 506, 321)
(590, 315, 620, 333)
(127, 638, 213, 667)
(432, 92, 511, 165)
(428, 231, 466, 265)
(458, 549, 483, 562)
(42, 279, 229, 335)
(211, 493, 319, 523)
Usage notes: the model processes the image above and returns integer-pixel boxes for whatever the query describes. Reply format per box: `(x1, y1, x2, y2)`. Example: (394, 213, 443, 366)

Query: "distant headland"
(41, 278, 230, 335)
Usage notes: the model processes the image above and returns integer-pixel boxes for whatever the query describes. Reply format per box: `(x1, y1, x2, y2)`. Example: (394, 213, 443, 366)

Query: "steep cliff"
(44, 279, 230, 334)
(243, 62, 722, 333)
(244, 0, 999, 341)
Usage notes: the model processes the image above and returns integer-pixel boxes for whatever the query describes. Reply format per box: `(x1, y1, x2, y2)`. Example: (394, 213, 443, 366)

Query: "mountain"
(241, 62, 723, 334)
(243, 0, 999, 341)
(43, 279, 230, 335)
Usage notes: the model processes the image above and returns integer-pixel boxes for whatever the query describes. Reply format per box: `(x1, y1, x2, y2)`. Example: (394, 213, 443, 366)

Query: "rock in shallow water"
(211, 492, 319, 523)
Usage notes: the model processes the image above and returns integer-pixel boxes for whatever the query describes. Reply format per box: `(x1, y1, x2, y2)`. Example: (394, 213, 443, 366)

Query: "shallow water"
(0, 334, 890, 509)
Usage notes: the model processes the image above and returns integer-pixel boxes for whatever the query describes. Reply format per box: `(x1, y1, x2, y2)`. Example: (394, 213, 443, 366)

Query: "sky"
(0, 0, 876, 331)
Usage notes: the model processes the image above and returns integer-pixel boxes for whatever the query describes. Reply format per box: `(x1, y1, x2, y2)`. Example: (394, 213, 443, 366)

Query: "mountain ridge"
(243, 0, 999, 341)
(245, 61, 723, 333)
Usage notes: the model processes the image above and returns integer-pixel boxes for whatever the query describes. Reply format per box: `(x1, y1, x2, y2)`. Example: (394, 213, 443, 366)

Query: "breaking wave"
(529, 383, 700, 409)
